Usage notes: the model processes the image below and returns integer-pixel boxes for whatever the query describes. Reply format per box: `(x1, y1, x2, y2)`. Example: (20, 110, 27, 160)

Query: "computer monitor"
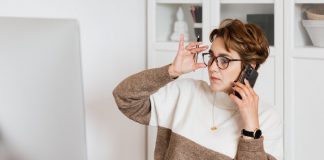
(0, 17, 87, 160)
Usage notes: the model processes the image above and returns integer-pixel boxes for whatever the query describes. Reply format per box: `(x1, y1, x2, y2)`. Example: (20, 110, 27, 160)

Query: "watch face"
(255, 129, 262, 138)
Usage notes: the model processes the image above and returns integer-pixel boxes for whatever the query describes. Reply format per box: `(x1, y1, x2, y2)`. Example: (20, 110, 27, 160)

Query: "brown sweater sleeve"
(235, 137, 277, 160)
(112, 64, 176, 125)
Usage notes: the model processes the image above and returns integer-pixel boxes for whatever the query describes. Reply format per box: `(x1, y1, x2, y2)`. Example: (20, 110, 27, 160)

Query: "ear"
(250, 63, 257, 69)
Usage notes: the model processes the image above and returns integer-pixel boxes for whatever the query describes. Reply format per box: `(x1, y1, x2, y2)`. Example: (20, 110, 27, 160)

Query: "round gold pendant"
(210, 126, 217, 132)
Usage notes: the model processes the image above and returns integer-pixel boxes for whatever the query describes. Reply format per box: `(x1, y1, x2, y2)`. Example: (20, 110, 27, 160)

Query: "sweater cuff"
(157, 64, 179, 81)
(237, 136, 265, 152)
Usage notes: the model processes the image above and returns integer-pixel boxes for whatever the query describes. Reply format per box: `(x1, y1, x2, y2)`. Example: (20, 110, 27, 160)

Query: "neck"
(210, 87, 233, 95)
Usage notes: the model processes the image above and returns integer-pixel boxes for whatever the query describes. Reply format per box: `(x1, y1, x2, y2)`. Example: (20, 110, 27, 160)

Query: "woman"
(113, 19, 282, 160)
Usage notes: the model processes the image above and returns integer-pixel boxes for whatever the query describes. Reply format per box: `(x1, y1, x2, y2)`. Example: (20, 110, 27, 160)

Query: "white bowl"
(302, 20, 324, 47)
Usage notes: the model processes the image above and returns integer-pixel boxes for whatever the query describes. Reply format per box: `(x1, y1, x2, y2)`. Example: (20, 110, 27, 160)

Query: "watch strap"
(241, 128, 262, 139)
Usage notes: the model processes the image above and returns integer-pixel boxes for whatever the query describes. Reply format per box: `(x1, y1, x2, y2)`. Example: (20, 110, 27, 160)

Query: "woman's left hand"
(229, 79, 260, 133)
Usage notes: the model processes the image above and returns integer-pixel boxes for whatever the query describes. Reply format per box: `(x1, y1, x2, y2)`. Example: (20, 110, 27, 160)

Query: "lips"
(210, 76, 220, 80)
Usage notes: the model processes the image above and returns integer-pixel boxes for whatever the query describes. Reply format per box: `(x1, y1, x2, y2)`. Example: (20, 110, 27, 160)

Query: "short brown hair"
(209, 19, 269, 70)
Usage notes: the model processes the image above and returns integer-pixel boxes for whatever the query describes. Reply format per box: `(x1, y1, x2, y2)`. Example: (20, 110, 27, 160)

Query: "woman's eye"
(219, 57, 229, 64)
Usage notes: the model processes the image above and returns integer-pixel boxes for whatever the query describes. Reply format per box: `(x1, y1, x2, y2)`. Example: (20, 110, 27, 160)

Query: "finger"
(188, 45, 209, 54)
(185, 41, 202, 50)
(192, 63, 207, 71)
(244, 79, 256, 96)
(232, 85, 248, 100)
(234, 82, 251, 99)
(178, 34, 184, 50)
(229, 93, 243, 107)
(244, 79, 251, 88)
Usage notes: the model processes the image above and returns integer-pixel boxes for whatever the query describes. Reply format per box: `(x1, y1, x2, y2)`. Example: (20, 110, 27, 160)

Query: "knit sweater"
(113, 64, 283, 160)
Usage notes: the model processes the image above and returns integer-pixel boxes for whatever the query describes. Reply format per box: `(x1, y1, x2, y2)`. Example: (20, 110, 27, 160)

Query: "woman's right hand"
(168, 34, 209, 78)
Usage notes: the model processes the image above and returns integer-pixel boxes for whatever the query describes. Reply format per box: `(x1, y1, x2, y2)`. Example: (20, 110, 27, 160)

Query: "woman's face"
(208, 37, 242, 93)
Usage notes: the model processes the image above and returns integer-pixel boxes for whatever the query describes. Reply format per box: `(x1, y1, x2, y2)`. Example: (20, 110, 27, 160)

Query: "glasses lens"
(203, 53, 212, 66)
(216, 56, 230, 69)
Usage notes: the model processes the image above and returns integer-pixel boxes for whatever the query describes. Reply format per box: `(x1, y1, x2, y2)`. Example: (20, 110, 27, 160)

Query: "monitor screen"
(0, 17, 87, 160)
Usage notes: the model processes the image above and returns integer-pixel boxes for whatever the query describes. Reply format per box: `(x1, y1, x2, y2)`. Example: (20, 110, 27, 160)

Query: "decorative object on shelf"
(302, 20, 324, 47)
(190, 5, 202, 23)
(170, 7, 189, 42)
(247, 14, 274, 46)
(191, 5, 202, 41)
(305, 5, 324, 20)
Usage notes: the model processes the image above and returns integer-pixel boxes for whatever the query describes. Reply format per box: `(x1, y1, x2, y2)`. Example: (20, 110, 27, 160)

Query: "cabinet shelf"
(220, 0, 274, 4)
(156, 0, 202, 4)
(295, 0, 324, 4)
(193, 23, 202, 28)
(292, 48, 324, 59)
(156, 3, 203, 42)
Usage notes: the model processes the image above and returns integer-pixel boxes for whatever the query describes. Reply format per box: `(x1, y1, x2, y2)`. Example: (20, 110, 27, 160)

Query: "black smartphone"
(234, 64, 258, 99)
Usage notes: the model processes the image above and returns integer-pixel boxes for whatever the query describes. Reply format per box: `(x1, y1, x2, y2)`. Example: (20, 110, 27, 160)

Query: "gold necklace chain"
(211, 93, 217, 132)
(210, 92, 238, 132)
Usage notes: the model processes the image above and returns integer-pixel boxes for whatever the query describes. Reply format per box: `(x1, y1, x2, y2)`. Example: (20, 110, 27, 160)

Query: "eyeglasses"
(202, 52, 243, 70)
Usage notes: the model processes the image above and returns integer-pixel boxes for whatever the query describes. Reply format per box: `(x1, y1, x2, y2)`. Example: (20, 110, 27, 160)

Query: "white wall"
(0, 0, 147, 160)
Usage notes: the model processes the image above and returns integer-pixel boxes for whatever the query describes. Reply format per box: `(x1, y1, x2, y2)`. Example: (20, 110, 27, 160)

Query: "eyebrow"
(209, 49, 233, 58)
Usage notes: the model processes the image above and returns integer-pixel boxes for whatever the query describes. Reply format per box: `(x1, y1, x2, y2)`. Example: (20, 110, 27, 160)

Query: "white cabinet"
(284, 1, 324, 160)
(147, 0, 324, 159)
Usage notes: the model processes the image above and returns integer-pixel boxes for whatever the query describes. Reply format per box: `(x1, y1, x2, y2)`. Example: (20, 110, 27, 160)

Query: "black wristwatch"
(241, 128, 262, 139)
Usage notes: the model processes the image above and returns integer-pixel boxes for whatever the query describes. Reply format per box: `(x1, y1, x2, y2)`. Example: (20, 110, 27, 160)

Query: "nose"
(209, 59, 220, 73)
